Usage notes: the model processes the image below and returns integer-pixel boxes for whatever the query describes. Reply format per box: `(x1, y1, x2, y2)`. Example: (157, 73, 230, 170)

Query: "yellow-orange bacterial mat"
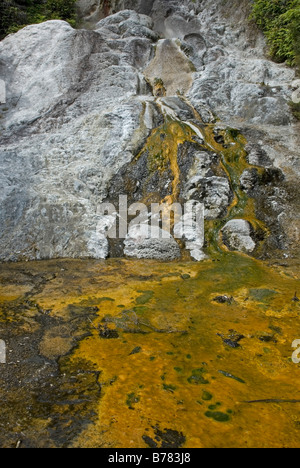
(0, 255, 299, 448)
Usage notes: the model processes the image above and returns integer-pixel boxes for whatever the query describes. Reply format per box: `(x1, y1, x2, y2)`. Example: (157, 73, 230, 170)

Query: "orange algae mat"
(0, 254, 300, 448)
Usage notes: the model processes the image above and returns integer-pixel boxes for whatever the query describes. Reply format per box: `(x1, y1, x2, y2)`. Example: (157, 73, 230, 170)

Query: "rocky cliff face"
(0, 0, 299, 261)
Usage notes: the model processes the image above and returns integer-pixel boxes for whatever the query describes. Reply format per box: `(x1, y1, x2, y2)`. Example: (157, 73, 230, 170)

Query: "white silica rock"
(174, 200, 207, 261)
(124, 224, 181, 260)
(222, 219, 256, 253)
(0, 17, 154, 261)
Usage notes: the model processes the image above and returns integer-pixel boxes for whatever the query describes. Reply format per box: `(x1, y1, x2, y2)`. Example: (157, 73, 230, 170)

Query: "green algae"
(202, 391, 213, 401)
(249, 289, 278, 302)
(202, 126, 268, 257)
(187, 368, 210, 385)
(163, 383, 177, 393)
(205, 411, 230, 423)
(126, 392, 140, 410)
(129, 346, 142, 355)
(181, 274, 191, 280)
(136, 290, 154, 305)
(218, 371, 246, 384)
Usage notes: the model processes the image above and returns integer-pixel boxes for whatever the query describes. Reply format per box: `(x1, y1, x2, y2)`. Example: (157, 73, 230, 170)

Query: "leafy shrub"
(289, 100, 300, 119)
(251, 0, 300, 66)
(0, 0, 77, 40)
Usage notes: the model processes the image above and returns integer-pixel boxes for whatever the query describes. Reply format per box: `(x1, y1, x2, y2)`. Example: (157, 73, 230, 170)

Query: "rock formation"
(0, 0, 299, 261)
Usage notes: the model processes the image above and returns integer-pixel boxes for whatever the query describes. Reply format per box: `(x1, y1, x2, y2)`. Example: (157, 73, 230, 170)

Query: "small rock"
(213, 295, 234, 304)
(129, 346, 142, 355)
(217, 330, 244, 348)
(292, 293, 300, 302)
(240, 169, 259, 193)
(124, 224, 181, 261)
(222, 219, 256, 253)
(181, 274, 191, 280)
(99, 325, 119, 339)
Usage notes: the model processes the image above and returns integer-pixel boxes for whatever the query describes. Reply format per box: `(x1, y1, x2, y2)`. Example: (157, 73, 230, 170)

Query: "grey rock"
(222, 219, 256, 253)
(185, 174, 232, 220)
(158, 96, 195, 121)
(0, 17, 153, 261)
(184, 1, 296, 128)
(144, 38, 194, 97)
(174, 200, 207, 261)
(76, 0, 157, 26)
(164, 15, 202, 40)
(124, 224, 181, 260)
(188, 151, 218, 179)
(76, 0, 103, 24)
(95, 10, 159, 41)
(245, 143, 272, 168)
(240, 169, 259, 193)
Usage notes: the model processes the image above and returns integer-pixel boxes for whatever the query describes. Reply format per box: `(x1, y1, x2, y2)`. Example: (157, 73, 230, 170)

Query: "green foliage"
(251, 0, 300, 66)
(0, 0, 77, 40)
(289, 100, 300, 119)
